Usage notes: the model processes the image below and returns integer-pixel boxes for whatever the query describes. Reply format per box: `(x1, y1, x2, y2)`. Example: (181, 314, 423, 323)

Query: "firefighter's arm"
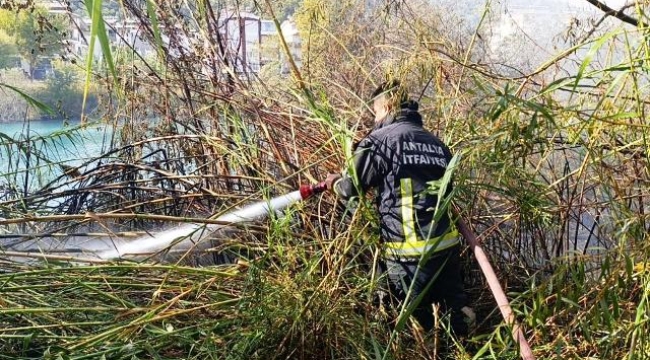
(326, 137, 384, 199)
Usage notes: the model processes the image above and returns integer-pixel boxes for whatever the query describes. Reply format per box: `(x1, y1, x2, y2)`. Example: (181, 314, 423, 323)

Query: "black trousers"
(379, 245, 469, 336)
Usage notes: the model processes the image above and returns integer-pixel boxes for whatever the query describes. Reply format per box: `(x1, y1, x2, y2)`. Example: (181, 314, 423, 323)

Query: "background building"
(220, 10, 262, 74)
(279, 18, 301, 74)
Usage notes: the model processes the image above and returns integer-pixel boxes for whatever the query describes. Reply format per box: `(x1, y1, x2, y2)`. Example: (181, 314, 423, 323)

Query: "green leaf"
(81, 0, 118, 121)
(0, 83, 55, 115)
(571, 31, 617, 96)
(146, 0, 165, 60)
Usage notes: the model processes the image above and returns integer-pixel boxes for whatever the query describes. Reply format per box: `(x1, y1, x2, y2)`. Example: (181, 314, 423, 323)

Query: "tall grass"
(0, 0, 649, 359)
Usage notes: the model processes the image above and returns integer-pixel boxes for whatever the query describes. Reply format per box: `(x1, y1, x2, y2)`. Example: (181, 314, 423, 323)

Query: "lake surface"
(0, 119, 261, 266)
(0, 119, 114, 191)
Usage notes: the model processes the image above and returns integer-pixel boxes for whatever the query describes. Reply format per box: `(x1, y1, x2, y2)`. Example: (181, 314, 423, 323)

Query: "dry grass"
(0, 1, 649, 359)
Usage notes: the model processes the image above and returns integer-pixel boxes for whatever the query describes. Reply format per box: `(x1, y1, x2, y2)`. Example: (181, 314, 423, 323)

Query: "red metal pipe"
(456, 216, 536, 360)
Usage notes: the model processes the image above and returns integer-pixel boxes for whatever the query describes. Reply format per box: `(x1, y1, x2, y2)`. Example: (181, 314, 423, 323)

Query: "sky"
(507, 0, 630, 12)
(480, 0, 639, 74)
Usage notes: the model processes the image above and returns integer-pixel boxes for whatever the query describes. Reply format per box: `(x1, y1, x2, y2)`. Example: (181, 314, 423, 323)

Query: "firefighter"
(325, 80, 475, 335)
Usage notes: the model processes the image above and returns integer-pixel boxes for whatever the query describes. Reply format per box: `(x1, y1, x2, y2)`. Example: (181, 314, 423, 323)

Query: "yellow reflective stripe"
(400, 178, 417, 245)
(384, 230, 460, 257)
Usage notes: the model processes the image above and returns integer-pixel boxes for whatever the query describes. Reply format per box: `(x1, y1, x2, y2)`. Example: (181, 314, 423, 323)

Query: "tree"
(0, 7, 67, 79)
(293, 0, 370, 84)
(36, 60, 93, 119)
(0, 30, 18, 69)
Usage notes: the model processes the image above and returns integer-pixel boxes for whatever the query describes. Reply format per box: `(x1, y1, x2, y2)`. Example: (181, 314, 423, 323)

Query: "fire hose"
(299, 181, 327, 200)
(299, 182, 535, 360)
(3, 178, 535, 359)
(455, 214, 535, 360)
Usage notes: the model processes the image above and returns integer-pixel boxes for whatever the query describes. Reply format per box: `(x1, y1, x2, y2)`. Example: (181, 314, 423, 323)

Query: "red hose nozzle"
(299, 182, 327, 200)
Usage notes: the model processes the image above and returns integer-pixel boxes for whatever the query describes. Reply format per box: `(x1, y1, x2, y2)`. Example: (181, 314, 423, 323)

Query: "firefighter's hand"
(324, 173, 341, 191)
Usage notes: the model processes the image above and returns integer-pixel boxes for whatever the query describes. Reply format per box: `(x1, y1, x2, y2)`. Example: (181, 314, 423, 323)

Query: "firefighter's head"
(370, 80, 407, 124)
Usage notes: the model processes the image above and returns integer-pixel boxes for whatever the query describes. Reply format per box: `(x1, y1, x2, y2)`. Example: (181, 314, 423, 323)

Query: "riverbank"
(0, 70, 46, 122)
(0, 67, 99, 123)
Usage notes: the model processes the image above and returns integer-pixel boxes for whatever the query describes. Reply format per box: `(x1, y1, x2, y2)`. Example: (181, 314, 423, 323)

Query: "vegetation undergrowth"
(0, 0, 649, 359)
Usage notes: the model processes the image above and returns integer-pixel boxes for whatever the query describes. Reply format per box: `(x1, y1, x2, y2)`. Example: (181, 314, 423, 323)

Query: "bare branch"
(583, 0, 648, 28)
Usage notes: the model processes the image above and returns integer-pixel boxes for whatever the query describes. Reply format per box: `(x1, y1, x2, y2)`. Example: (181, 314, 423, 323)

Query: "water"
(1, 119, 110, 157)
(5, 119, 73, 135)
(0, 119, 113, 190)
(0, 120, 308, 265)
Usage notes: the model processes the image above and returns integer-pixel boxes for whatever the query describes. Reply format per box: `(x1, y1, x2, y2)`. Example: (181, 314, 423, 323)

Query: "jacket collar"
(374, 100, 422, 130)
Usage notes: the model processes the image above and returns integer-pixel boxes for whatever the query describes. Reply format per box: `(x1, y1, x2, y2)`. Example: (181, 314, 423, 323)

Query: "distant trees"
(230, 0, 302, 20)
(36, 60, 94, 120)
(288, 0, 497, 107)
(292, 0, 389, 96)
(0, 6, 67, 79)
(0, 30, 18, 69)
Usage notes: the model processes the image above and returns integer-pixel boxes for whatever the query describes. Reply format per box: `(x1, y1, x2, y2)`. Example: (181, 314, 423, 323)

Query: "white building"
(279, 18, 301, 74)
(260, 19, 278, 67)
(46, 4, 297, 77)
(106, 17, 153, 56)
(68, 16, 153, 61)
(261, 20, 276, 38)
(219, 10, 262, 74)
(39, 1, 66, 14)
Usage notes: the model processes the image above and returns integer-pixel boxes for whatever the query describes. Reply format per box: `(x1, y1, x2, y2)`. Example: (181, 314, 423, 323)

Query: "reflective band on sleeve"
(332, 177, 345, 196)
(400, 178, 418, 245)
(383, 230, 460, 258)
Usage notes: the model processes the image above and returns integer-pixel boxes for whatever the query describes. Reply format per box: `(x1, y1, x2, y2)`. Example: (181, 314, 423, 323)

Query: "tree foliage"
(36, 60, 95, 120)
(0, 29, 18, 69)
(0, 6, 67, 78)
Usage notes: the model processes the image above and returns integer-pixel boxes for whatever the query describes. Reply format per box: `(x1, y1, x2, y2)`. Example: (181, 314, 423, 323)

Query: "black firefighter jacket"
(333, 102, 458, 258)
